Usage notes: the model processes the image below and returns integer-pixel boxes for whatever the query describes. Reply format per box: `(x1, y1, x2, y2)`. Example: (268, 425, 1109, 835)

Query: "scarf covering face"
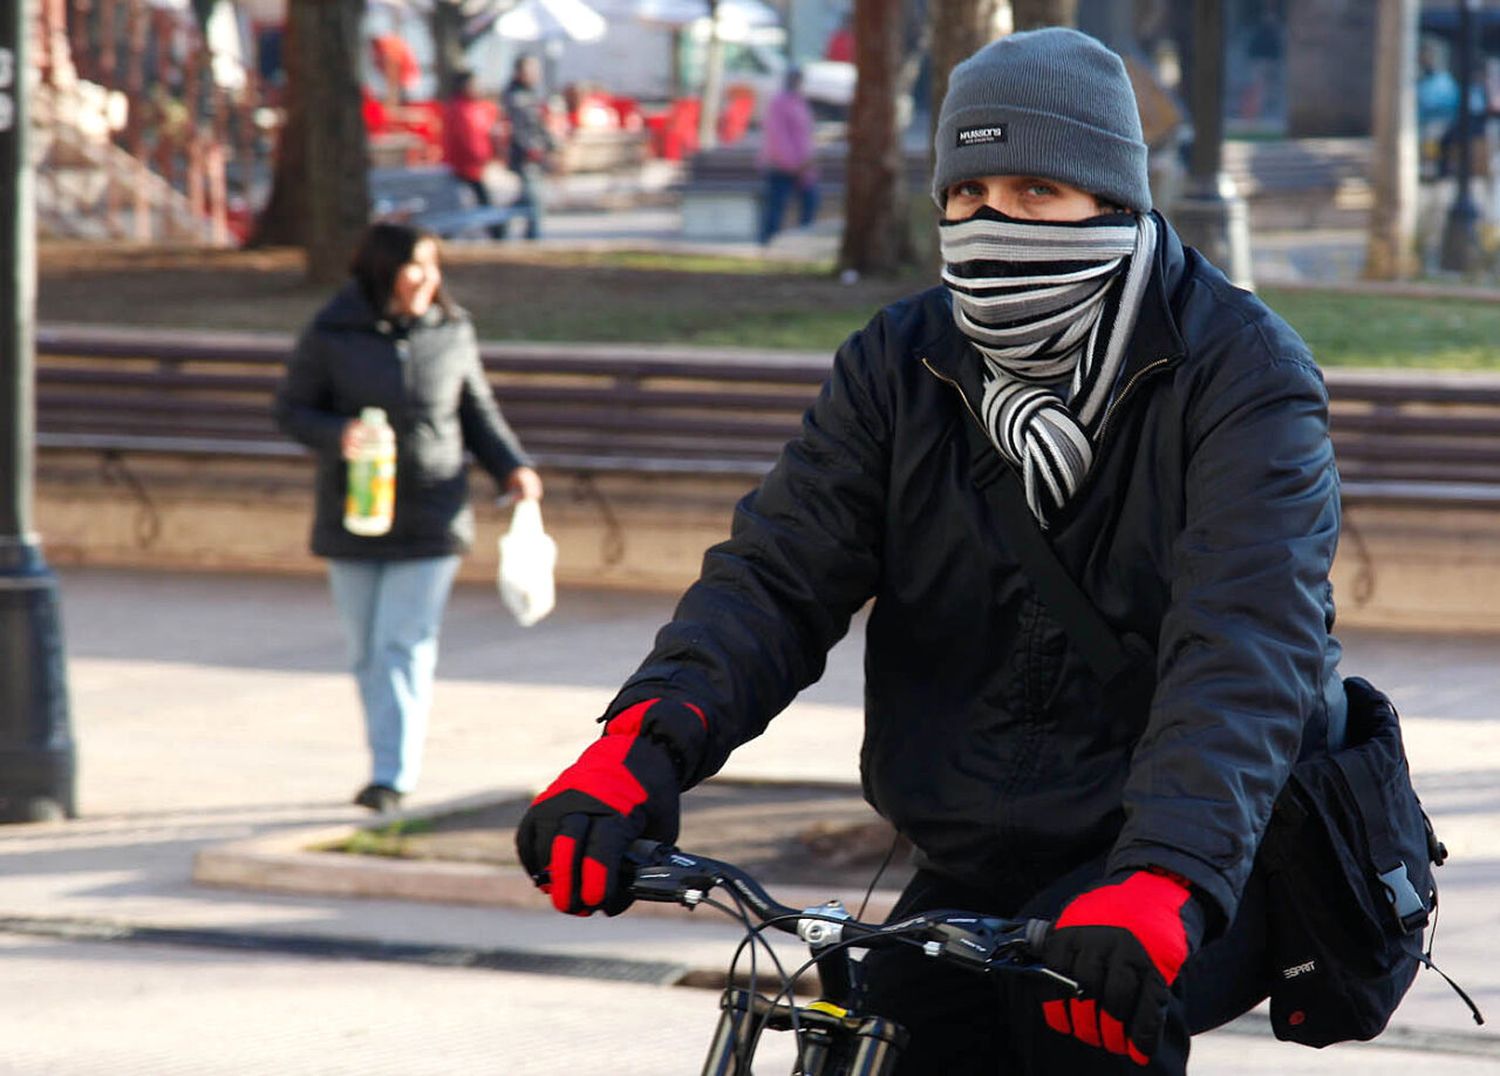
(939, 208, 1159, 523)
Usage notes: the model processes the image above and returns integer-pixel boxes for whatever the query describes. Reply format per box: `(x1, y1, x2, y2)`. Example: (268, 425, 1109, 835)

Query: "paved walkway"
(532, 204, 1376, 287)
(479, 163, 1385, 286)
(1, 567, 1498, 1072)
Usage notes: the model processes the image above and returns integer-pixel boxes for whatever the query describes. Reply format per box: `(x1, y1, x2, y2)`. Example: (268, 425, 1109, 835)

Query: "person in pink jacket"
(757, 68, 819, 245)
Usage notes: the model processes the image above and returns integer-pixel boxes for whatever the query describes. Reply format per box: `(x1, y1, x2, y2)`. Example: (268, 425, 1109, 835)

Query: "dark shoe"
(353, 784, 402, 813)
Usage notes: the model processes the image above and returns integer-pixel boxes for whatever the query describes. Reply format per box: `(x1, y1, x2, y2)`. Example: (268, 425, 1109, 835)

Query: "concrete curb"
(184, 789, 1499, 1060)
(0, 913, 694, 987)
(190, 788, 905, 924)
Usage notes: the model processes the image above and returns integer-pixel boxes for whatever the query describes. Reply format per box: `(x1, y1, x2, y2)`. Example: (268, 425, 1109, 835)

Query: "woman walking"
(276, 222, 542, 812)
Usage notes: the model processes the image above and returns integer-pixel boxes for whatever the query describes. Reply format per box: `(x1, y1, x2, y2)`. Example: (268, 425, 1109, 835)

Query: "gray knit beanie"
(932, 28, 1151, 213)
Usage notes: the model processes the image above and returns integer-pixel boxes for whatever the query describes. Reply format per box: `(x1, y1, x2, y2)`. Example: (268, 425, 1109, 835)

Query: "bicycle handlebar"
(623, 839, 1079, 993)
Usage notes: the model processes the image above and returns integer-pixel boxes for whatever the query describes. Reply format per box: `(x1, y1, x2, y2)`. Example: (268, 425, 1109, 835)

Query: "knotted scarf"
(939, 208, 1158, 523)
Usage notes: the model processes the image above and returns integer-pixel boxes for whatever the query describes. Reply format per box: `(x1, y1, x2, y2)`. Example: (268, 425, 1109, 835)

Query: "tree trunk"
(839, 0, 914, 276)
(245, 8, 306, 248)
(914, 0, 1007, 266)
(431, 0, 466, 100)
(295, 0, 368, 284)
(1365, 0, 1420, 280)
(1010, 0, 1076, 31)
(928, 0, 1006, 137)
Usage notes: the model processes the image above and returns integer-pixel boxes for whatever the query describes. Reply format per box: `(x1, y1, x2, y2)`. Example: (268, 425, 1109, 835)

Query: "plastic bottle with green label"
(344, 407, 396, 536)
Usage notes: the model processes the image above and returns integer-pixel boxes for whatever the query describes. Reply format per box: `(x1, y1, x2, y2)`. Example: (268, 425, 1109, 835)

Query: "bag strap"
(1334, 750, 1431, 932)
(989, 468, 1142, 690)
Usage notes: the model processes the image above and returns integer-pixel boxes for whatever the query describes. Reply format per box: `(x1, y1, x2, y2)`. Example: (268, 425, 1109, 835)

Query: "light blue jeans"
(327, 555, 462, 793)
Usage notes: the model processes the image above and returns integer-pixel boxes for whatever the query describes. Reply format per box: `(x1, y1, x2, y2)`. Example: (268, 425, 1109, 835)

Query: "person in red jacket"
(441, 71, 505, 239)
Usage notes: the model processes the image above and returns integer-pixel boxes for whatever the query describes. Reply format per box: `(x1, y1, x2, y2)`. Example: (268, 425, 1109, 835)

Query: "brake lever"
(915, 915, 1031, 967)
(915, 915, 1081, 996)
(623, 841, 724, 904)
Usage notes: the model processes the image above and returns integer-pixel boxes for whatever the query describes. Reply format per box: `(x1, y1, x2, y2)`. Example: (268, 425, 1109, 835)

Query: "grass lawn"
(35, 242, 1500, 369)
(36, 242, 925, 353)
(1259, 287, 1500, 370)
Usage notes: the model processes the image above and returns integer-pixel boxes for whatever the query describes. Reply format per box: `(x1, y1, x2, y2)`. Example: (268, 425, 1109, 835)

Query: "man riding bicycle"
(518, 28, 1345, 1074)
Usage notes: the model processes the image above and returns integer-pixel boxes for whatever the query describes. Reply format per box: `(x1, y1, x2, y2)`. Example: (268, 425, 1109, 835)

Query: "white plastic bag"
(497, 498, 557, 627)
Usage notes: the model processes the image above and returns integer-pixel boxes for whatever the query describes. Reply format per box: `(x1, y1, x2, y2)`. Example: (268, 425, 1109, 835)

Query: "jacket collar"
(315, 280, 453, 338)
(917, 210, 1188, 405)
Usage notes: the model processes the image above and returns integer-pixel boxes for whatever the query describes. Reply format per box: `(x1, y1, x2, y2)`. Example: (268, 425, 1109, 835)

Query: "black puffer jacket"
(275, 283, 532, 560)
(613, 217, 1345, 926)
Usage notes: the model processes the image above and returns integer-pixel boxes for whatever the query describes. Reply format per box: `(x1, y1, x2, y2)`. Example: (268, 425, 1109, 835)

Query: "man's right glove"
(1039, 868, 1204, 1065)
(515, 698, 706, 916)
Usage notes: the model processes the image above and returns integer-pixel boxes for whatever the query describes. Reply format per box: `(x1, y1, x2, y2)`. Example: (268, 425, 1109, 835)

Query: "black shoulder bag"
(987, 469, 1483, 1047)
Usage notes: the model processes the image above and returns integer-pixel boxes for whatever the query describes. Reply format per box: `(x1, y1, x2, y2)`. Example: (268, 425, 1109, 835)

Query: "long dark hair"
(348, 221, 455, 317)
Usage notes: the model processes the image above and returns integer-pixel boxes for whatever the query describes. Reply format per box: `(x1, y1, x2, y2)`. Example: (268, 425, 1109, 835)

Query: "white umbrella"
(493, 0, 607, 42)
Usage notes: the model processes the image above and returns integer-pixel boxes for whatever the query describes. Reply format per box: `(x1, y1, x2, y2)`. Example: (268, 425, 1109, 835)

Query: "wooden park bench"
(32, 326, 828, 479)
(31, 325, 1500, 509)
(368, 166, 526, 240)
(1326, 368, 1500, 509)
(1220, 138, 1373, 229)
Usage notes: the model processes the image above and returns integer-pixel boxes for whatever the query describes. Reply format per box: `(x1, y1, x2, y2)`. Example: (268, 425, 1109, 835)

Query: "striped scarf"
(939, 209, 1158, 524)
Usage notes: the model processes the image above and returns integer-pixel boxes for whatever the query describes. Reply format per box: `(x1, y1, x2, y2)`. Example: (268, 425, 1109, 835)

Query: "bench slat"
(31, 329, 1500, 504)
(1331, 413, 1500, 438)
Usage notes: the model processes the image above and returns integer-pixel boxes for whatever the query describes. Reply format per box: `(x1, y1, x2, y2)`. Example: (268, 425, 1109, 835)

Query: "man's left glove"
(515, 698, 706, 916)
(1040, 868, 1205, 1065)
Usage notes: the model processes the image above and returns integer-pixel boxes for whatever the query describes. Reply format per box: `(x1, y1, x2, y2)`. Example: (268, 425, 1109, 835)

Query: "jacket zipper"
(1096, 355, 1175, 443)
(920, 356, 984, 427)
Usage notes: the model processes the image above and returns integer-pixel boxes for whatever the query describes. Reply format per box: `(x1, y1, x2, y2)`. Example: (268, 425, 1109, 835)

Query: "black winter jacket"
(275, 283, 532, 560)
(613, 217, 1346, 926)
(503, 80, 555, 170)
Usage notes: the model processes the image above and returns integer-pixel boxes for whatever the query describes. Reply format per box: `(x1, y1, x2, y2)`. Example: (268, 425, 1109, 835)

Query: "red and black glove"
(1039, 868, 1205, 1065)
(515, 698, 706, 916)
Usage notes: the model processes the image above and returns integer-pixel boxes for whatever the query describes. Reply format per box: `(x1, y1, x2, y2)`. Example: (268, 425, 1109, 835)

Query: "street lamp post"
(0, 0, 76, 823)
(1440, 0, 1484, 274)
(1172, 0, 1254, 288)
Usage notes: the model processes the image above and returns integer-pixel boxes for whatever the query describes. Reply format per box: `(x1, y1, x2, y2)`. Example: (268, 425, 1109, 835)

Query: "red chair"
(660, 97, 700, 160)
(643, 109, 670, 157)
(388, 100, 445, 165)
(610, 95, 645, 133)
(718, 84, 756, 144)
(362, 89, 389, 135)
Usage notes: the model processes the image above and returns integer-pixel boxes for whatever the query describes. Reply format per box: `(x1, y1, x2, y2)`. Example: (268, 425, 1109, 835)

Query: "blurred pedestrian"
(502, 54, 556, 241)
(1418, 36, 1461, 179)
(758, 67, 819, 246)
(441, 70, 506, 239)
(824, 17, 854, 63)
(275, 223, 543, 813)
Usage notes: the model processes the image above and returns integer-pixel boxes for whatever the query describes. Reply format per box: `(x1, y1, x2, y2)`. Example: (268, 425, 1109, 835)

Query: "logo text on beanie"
(957, 124, 1008, 147)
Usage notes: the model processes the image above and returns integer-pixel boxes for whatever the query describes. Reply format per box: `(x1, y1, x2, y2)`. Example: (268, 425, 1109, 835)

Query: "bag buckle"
(1377, 862, 1428, 933)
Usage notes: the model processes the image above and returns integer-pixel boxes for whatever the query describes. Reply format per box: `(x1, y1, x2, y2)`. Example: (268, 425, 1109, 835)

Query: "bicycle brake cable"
(762, 928, 933, 1071)
(855, 832, 901, 921)
(712, 890, 805, 1067)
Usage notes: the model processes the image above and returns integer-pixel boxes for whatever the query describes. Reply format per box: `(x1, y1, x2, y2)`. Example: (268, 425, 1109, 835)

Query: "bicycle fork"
(699, 988, 907, 1076)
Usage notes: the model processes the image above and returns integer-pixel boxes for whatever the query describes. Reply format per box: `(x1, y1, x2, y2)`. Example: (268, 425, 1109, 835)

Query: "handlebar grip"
(527, 839, 668, 891)
(1018, 918, 1082, 996)
(1023, 917, 1050, 956)
(626, 838, 666, 863)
